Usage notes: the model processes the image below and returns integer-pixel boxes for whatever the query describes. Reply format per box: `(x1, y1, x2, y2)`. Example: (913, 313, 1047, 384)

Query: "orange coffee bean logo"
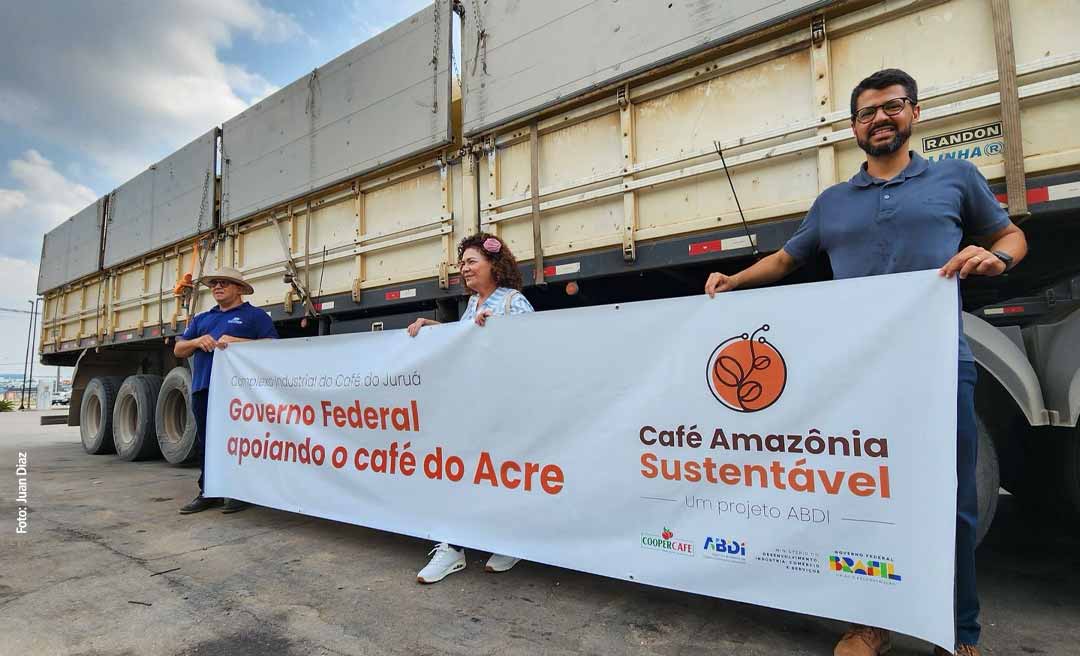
(707, 324, 787, 412)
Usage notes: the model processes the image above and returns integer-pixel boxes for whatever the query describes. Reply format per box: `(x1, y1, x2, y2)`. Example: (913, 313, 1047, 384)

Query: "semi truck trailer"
(36, 0, 1080, 541)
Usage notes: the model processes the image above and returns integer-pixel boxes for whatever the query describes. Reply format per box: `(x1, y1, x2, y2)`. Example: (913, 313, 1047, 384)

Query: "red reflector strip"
(689, 235, 754, 256)
(995, 187, 1049, 206)
(689, 240, 723, 256)
(384, 288, 417, 301)
(542, 262, 581, 277)
(983, 305, 1026, 316)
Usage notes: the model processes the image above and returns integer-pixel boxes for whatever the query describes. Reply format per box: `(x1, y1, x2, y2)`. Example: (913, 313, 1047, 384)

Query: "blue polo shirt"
(181, 302, 278, 392)
(783, 152, 1010, 361)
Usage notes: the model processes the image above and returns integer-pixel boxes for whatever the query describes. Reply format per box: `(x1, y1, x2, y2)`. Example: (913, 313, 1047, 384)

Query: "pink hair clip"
(482, 237, 502, 254)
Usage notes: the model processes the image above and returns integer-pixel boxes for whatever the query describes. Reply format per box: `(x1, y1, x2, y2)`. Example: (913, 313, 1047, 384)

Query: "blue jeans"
(956, 360, 980, 646)
(192, 389, 209, 494)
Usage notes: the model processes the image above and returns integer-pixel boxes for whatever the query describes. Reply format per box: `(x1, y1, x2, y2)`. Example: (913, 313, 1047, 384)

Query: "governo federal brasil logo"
(706, 324, 787, 413)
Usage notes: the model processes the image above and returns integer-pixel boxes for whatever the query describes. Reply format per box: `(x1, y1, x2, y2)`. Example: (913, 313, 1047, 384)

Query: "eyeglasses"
(208, 280, 232, 288)
(853, 97, 913, 124)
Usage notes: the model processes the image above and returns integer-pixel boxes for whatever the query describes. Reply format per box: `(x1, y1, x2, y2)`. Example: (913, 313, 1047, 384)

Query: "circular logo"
(706, 324, 787, 412)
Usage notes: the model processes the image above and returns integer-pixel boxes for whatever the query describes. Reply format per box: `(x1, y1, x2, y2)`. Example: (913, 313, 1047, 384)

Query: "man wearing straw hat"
(174, 267, 277, 515)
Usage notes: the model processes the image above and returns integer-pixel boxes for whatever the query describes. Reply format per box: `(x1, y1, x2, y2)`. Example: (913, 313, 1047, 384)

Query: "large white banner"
(207, 270, 958, 648)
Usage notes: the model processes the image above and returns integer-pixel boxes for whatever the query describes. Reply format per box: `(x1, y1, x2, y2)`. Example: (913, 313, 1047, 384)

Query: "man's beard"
(856, 121, 911, 156)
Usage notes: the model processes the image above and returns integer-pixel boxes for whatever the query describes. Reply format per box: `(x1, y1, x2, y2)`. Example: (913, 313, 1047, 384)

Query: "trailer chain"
(432, 0, 442, 114)
(470, 0, 488, 76)
(306, 68, 321, 186)
(196, 166, 211, 236)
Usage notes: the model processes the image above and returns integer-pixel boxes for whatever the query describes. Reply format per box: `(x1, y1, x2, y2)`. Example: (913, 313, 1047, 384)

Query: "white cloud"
(0, 150, 94, 372)
(0, 255, 45, 373)
(0, 1, 304, 183)
(225, 64, 281, 103)
(0, 150, 97, 263)
(0, 189, 28, 215)
(0, 256, 40, 308)
(0, 1, 309, 373)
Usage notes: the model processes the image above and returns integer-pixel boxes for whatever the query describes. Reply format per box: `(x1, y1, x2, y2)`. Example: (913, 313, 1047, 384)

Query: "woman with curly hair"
(406, 232, 534, 583)
(408, 232, 532, 334)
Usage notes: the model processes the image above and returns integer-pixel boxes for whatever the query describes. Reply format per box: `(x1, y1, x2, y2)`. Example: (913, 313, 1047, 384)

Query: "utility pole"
(20, 300, 33, 410)
(27, 298, 40, 409)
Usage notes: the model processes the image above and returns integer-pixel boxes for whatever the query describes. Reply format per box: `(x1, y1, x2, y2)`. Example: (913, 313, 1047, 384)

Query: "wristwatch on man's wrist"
(991, 250, 1014, 270)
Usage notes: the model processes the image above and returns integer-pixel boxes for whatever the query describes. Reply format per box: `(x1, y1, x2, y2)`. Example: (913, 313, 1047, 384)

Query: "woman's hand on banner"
(474, 308, 494, 327)
(408, 317, 439, 337)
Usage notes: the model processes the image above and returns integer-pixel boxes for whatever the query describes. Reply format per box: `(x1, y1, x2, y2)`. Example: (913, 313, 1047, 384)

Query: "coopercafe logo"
(641, 527, 694, 556)
(706, 324, 787, 412)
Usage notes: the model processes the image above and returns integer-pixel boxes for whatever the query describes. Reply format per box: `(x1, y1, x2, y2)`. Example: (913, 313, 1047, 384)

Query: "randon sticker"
(922, 122, 1002, 152)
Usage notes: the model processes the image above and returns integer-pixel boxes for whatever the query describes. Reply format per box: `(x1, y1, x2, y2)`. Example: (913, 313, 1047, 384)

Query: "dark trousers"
(956, 361, 980, 646)
(192, 389, 209, 494)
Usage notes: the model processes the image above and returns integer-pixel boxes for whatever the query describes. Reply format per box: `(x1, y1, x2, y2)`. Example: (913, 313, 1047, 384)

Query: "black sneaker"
(179, 495, 223, 514)
(221, 498, 251, 514)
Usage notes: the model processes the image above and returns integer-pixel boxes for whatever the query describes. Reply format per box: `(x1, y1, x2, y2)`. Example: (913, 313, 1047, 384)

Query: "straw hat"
(200, 266, 254, 295)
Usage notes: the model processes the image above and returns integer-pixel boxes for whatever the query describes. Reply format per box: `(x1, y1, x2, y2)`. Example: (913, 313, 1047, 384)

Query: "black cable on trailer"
(713, 140, 761, 259)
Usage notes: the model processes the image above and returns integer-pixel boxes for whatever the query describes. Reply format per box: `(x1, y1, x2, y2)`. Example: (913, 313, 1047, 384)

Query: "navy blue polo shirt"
(181, 302, 278, 392)
(783, 152, 1010, 361)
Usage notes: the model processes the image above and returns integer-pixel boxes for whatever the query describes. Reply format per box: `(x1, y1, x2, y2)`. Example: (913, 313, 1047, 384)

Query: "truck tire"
(79, 376, 125, 455)
(112, 375, 164, 461)
(975, 416, 1000, 546)
(1003, 425, 1070, 522)
(156, 367, 199, 464)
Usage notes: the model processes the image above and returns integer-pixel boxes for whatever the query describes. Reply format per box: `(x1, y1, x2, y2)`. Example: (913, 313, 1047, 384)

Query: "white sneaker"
(485, 553, 520, 573)
(417, 542, 466, 584)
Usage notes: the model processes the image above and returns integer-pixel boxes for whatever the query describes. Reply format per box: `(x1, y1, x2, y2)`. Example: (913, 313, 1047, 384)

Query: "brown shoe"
(934, 646, 981, 656)
(835, 625, 892, 655)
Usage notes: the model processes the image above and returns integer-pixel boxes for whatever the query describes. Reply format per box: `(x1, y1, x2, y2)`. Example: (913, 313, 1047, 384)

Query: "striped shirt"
(460, 287, 534, 322)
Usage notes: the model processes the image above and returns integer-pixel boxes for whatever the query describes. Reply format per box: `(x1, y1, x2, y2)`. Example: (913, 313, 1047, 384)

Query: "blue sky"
(0, 0, 442, 374)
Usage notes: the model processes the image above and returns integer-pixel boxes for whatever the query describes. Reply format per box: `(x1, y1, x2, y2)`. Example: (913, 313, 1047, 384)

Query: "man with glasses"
(175, 267, 277, 515)
(705, 69, 1027, 656)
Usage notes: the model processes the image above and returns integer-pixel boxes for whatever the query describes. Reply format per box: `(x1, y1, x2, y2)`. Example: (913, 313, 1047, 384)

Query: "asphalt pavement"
(1, 410, 1077, 655)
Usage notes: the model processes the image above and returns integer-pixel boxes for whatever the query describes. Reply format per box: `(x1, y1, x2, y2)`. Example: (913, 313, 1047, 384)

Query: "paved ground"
(1, 410, 1077, 656)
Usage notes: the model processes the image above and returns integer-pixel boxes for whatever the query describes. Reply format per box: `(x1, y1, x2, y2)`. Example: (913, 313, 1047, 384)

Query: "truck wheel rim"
(161, 386, 187, 448)
(115, 393, 138, 451)
(85, 394, 102, 440)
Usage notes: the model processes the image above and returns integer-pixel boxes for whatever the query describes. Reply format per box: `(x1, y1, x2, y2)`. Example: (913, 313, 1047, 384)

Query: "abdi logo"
(707, 324, 787, 412)
(703, 537, 747, 560)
